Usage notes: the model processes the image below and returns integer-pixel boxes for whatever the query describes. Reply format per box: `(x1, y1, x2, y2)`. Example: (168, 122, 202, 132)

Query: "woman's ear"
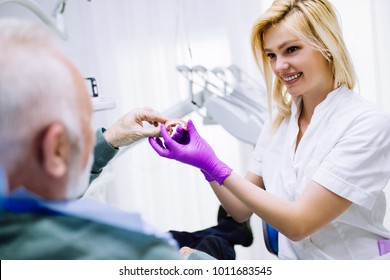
(41, 122, 71, 178)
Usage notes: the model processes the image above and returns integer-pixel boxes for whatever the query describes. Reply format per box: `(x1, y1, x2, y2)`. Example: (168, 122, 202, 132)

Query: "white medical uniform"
(247, 86, 390, 259)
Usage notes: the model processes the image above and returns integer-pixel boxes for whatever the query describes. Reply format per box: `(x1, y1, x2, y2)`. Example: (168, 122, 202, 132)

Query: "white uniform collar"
(290, 86, 343, 122)
(291, 96, 302, 122)
(313, 86, 343, 114)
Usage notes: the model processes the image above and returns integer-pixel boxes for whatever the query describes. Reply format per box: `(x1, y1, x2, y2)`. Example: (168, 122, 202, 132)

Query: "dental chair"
(262, 220, 278, 256)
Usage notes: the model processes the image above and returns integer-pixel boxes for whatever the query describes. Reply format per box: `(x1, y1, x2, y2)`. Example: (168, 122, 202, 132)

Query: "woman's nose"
(275, 59, 289, 72)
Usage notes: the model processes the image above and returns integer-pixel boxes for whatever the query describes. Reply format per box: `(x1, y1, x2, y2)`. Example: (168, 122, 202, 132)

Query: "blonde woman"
(150, 0, 390, 259)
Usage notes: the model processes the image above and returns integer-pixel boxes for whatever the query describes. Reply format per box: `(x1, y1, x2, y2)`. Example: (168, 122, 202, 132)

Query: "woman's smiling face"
(263, 22, 333, 99)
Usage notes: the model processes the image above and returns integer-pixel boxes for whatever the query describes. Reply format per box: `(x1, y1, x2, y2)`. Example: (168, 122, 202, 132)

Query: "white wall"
(330, 0, 390, 228)
(369, 0, 390, 228)
(1, 0, 389, 259)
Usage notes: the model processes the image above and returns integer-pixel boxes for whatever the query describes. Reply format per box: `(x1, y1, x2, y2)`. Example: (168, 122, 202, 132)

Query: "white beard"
(65, 153, 94, 199)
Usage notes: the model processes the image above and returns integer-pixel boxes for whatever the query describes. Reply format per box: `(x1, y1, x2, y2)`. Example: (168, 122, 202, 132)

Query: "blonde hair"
(251, 0, 356, 129)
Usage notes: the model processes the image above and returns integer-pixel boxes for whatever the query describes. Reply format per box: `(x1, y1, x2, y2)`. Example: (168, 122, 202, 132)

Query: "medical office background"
(0, 0, 389, 260)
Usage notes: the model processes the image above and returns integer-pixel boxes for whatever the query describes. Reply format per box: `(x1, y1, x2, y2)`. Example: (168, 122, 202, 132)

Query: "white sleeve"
(312, 111, 390, 210)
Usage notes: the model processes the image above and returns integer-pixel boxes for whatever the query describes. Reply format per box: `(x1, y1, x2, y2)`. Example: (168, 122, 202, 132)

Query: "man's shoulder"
(0, 212, 181, 260)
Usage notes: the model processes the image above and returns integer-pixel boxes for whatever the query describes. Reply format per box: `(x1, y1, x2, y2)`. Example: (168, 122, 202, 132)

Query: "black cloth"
(170, 216, 251, 260)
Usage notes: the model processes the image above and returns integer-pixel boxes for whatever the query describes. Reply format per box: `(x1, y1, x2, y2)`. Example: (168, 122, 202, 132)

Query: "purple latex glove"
(171, 126, 215, 182)
(148, 120, 232, 185)
(378, 239, 390, 256)
(171, 125, 190, 145)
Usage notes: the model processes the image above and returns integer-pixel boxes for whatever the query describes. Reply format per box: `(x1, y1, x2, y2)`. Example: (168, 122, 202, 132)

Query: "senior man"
(0, 18, 251, 260)
(0, 18, 185, 260)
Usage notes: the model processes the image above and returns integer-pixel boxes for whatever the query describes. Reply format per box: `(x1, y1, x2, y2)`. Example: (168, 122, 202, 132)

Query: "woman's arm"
(149, 119, 353, 241)
(209, 171, 265, 222)
(223, 172, 352, 241)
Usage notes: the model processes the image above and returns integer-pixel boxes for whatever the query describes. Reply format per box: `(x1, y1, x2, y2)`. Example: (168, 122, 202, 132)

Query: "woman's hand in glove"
(148, 120, 232, 185)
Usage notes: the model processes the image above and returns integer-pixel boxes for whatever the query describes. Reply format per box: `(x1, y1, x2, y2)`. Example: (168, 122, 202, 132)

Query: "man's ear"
(41, 122, 71, 178)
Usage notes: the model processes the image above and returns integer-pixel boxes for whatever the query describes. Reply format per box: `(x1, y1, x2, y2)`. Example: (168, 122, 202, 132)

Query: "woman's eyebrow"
(264, 39, 300, 52)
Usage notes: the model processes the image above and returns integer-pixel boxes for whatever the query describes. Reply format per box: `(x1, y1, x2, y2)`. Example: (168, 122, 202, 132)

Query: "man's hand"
(104, 107, 168, 148)
(179, 246, 197, 259)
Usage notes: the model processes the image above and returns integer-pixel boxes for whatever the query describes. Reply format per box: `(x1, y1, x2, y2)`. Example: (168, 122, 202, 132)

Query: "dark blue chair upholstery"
(262, 220, 278, 256)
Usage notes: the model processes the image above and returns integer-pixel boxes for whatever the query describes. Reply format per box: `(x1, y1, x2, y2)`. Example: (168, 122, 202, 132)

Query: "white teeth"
(283, 73, 301, 81)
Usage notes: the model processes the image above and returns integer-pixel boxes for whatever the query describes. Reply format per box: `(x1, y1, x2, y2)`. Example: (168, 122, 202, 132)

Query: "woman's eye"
(286, 46, 299, 54)
(266, 53, 276, 59)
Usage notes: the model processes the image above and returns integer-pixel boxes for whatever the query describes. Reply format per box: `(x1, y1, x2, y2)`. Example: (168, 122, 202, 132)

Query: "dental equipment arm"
(0, 0, 68, 40)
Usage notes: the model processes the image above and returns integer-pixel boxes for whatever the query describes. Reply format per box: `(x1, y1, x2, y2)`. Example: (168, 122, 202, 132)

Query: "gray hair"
(0, 18, 81, 171)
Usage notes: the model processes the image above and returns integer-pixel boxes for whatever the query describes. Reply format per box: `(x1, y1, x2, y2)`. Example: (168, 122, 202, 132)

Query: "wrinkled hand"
(104, 107, 168, 148)
(179, 246, 197, 259)
(148, 120, 232, 185)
